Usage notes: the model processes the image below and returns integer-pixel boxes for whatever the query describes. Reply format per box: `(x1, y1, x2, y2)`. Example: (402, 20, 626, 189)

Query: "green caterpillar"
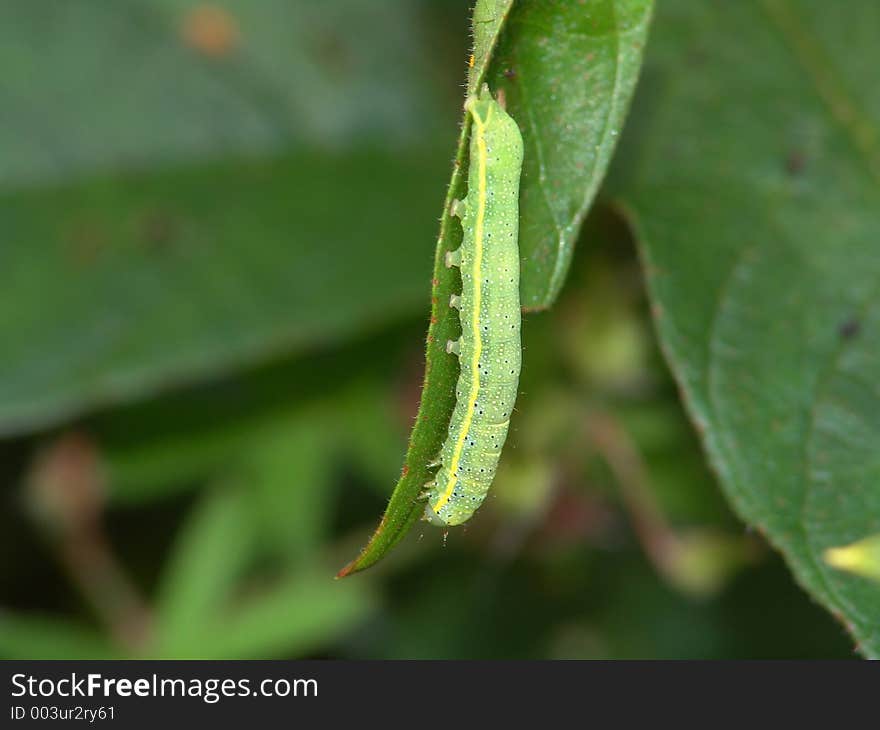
(424, 86, 524, 527)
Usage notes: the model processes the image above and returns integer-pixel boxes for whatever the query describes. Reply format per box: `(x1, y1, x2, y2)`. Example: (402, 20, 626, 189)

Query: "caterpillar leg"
(426, 456, 442, 468)
(446, 339, 460, 355)
(418, 481, 436, 500)
(445, 248, 462, 268)
(450, 198, 467, 219)
(449, 294, 461, 310)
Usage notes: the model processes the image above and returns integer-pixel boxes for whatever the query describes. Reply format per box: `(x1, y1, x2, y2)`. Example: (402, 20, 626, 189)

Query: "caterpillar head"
(465, 85, 522, 167)
(465, 84, 503, 126)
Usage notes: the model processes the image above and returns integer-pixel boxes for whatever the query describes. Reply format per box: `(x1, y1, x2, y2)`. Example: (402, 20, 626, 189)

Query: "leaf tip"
(823, 534, 880, 582)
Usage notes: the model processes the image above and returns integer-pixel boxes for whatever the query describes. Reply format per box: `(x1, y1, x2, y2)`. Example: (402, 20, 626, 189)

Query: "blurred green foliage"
(612, 0, 880, 654)
(0, 0, 860, 658)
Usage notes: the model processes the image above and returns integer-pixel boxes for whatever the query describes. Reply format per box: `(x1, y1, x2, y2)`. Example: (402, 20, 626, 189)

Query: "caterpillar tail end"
(423, 503, 448, 526)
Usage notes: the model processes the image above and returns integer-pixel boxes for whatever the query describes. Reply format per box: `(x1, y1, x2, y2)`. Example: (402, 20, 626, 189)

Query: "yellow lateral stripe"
(432, 106, 491, 513)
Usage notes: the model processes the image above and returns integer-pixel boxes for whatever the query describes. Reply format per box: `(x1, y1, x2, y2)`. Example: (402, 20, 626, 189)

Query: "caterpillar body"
(424, 86, 524, 527)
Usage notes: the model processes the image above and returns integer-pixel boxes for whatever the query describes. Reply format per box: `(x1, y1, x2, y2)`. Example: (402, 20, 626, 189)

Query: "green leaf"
(0, 612, 115, 659)
(612, 0, 880, 655)
(340, 0, 653, 576)
(100, 334, 409, 504)
(153, 489, 255, 652)
(490, 0, 654, 308)
(468, 0, 516, 95)
(152, 475, 376, 658)
(0, 149, 445, 435)
(155, 571, 376, 659)
(240, 412, 337, 562)
(0, 0, 457, 435)
(0, 0, 444, 186)
(825, 534, 880, 584)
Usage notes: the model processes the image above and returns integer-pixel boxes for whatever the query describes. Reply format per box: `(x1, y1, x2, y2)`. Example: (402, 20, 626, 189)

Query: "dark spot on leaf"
(140, 210, 180, 250)
(839, 317, 861, 340)
(785, 150, 807, 176)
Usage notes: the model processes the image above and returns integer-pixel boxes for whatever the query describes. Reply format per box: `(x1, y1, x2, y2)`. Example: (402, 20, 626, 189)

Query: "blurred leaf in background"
(609, 0, 880, 655)
(0, 0, 461, 433)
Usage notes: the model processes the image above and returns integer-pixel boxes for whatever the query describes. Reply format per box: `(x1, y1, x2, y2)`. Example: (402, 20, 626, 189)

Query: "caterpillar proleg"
(424, 85, 523, 527)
